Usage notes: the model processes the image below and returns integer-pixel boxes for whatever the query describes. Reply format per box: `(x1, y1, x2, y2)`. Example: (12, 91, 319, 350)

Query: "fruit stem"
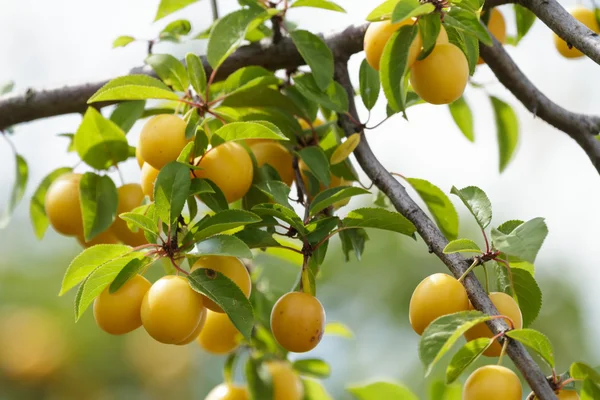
(458, 258, 481, 283)
(481, 227, 490, 253)
(497, 337, 509, 365)
(482, 264, 490, 294)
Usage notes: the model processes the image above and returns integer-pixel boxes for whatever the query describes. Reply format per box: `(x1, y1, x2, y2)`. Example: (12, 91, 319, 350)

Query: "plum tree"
(249, 141, 294, 186)
(409, 273, 470, 335)
(205, 384, 249, 400)
(93, 274, 151, 335)
(193, 142, 254, 203)
(464, 292, 523, 356)
(191, 256, 251, 312)
(265, 361, 304, 400)
(111, 183, 147, 246)
(270, 292, 326, 353)
(138, 114, 189, 170)
(197, 310, 240, 354)
(554, 7, 600, 58)
(463, 365, 522, 400)
(140, 276, 206, 344)
(44, 173, 83, 236)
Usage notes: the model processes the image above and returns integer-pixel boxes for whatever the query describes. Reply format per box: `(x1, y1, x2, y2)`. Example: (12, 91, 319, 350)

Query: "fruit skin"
(45, 173, 83, 236)
(191, 257, 251, 312)
(464, 292, 523, 357)
(193, 142, 254, 203)
(250, 141, 294, 186)
(533, 390, 580, 400)
(270, 292, 326, 353)
(364, 19, 422, 71)
(205, 383, 249, 400)
(176, 308, 207, 345)
(111, 183, 147, 246)
(135, 146, 144, 168)
(77, 229, 120, 247)
(197, 310, 240, 354)
(410, 43, 469, 105)
(463, 365, 522, 400)
(299, 118, 323, 131)
(139, 114, 188, 170)
(141, 275, 206, 344)
(93, 274, 152, 335)
(409, 273, 470, 335)
(141, 162, 160, 201)
(554, 7, 600, 58)
(478, 9, 506, 64)
(266, 361, 304, 400)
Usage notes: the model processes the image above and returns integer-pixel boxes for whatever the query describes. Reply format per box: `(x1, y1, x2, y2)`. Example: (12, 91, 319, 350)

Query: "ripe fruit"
(266, 361, 304, 400)
(410, 43, 469, 105)
(205, 383, 249, 400)
(478, 9, 506, 64)
(111, 183, 147, 246)
(45, 173, 83, 236)
(364, 19, 422, 71)
(270, 291, 326, 353)
(464, 292, 523, 357)
(135, 146, 144, 168)
(141, 275, 205, 344)
(554, 7, 600, 58)
(141, 162, 160, 201)
(176, 308, 207, 345)
(532, 390, 580, 399)
(193, 142, 253, 203)
(463, 365, 522, 400)
(77, 230, 120, 248)
(191, 256, 251, 312)
(139, 114, 188, 170)
(197, 310, 241, 354)
(409, 273, 469, 335)
(299, 118, 323, 131)
(93, 274, 151, 335)
(250, 141, 294, 186)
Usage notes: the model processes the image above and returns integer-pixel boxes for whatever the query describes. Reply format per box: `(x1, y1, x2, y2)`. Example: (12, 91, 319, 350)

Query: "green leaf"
(0, 80, 15, 95)
(187, 269, 254, 339)
(450, 186, 492, 230)
(310, 187, 369, 215)
(571, 362, 600, 384)
(194, 210, 261, 240)
(29, 167, 72, 239)
(511, 267, 542, 327)
(74, 108, 129, 170)
(75, 251, 145, 319)
(246, 358, 274, 399)
(303, 378, 333, 400)
(189, 234, 253, 258)
(186, 53, 207, 96)
(184, 110, 200, 141)
(221, 66, 279, 96)
(118, 212, 159, 242)
(446, 26, 479, 76)
(293, 73, 349, 113)
(154, 161, 191, 225)
(582, 378, 600, 400)
(380, 25, 417, 115)
(160, 19, 192, 37)
(406, 178, 458, 241)
(496, 219, 524, 234)
(306, 217, 339, 245)
(448, 97, 474, 142)
(212, 121, 288, 143)
(154, 0, 199, 21)
(324, 321, 354, 338)
(234, 227, 280, 248)
(299, 146, 330, 186)
(429, 381, 462, 400)
(196, 179, 229, 212)
(207, 8, 265, 68)
(443, 239, 481, 254)
(293, 359, 330, 378)
(79, 173, 118, 241)
(418, 14, 442, 60)
(506, 329, 554, 368)
(255, 181, 292, 209)
(290, 30, 334, 91)
(60, 244, 133, 295)
(108, 257, 151, 293)
(145, 54, 189, 92)
(109, 100, 145, 133)
(359, 59, 380, 110)
(391, 0, 435, 23)
(419, 311, 491, 376)
(0, 154, 28, 229)
(252, 203, 306, 235)
(113, 35, 135, 48)
(290, 0, 345, 12)
(330, 134, 360, 166)
(366, 0, 400, 21)
(88, 75, 178, 103)
(348, 382, 418, 400)
(490, 96, 519, 172)
(446, 338, 492, 383)
(514, 5, 536, 44)
(189, 178, 215, 196)
(490, 217, 547, 263)
(445, 7, 493, 46)
(342, 207, 416, 237)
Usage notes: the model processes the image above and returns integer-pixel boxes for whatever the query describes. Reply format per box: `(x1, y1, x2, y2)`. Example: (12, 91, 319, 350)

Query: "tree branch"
(333, 60, 558, 400)
(480, 36, 600, 173)
(0, 24, 367, 131)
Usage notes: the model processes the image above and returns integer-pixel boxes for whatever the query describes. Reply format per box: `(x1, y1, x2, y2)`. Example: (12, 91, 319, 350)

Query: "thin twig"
(210, 0, 219, 21)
